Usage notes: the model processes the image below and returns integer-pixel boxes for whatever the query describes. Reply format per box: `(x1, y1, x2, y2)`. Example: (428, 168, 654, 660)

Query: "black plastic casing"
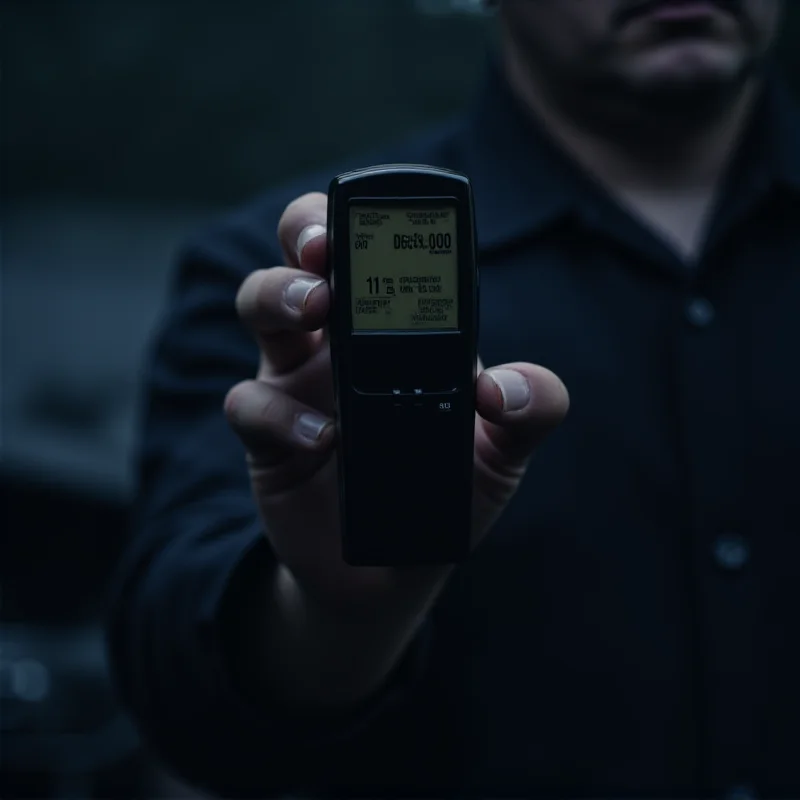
(327, 164, 479, 566)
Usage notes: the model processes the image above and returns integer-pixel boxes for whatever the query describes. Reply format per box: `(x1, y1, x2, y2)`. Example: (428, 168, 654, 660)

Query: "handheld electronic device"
(327, 164, 479, 566)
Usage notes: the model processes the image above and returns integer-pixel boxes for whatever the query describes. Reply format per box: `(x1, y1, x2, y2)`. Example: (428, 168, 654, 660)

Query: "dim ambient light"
(414, 0, 494, 16)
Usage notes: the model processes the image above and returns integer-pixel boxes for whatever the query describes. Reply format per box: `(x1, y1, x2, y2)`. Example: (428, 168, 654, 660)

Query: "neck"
(502, 51, 760, 194)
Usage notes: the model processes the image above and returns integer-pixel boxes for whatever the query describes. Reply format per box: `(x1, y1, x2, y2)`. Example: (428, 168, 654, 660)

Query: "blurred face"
(500, 0, 783, 98)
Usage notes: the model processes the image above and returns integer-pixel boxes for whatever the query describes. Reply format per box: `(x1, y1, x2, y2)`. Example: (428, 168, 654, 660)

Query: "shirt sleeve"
(105, 210, 466, 798)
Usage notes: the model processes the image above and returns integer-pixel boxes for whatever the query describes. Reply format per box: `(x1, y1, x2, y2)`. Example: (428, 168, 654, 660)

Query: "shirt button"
(724, 785, 757, 800)
(685, 296, 716, 327)
(713, 533, 750, 571)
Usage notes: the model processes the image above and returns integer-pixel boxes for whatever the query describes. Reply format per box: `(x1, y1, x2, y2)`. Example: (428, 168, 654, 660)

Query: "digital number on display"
(349, 205, 459, 330)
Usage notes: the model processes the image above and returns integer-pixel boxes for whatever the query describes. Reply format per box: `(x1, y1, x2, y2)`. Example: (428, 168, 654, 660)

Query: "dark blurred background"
(2, 1, 799, 797)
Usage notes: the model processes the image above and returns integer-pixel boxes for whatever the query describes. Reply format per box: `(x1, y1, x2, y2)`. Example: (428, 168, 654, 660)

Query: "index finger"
(277, 192, 328, 274)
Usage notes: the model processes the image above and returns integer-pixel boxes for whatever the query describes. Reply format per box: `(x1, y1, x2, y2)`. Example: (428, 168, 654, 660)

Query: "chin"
(622, 41, 747, 88)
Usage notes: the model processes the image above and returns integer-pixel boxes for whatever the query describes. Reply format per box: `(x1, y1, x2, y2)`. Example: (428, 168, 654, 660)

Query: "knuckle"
(283, 194, 309, 219)
(255, 389, 288, 425)
(280, 193, 328, 232)
(224, 380, 293, 433)
(223, 381, 252, 423)
(237, 268, 297, 329)
(254, 269, 282, 312)
(235, 270, 269, 318)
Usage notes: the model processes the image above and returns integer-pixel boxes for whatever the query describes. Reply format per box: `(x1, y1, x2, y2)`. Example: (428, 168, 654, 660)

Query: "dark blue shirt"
(108, 63, 800, 799)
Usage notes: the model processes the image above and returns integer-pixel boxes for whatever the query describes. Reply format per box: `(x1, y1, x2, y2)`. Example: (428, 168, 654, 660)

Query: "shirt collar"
(457, 58, 578, 252)
(458, 57, 800, 252)
(755, 67, 800, 195)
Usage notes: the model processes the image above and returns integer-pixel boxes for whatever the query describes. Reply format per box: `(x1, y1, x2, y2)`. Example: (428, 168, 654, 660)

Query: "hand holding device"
(225, 180, 569, 604)
(224, 178, 568, 709)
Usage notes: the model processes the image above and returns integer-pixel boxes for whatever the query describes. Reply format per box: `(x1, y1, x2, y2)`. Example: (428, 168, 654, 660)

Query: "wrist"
(265, 563, 446, 710)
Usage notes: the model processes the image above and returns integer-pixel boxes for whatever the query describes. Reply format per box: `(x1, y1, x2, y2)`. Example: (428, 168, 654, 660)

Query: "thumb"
(472, 363, 569, 521)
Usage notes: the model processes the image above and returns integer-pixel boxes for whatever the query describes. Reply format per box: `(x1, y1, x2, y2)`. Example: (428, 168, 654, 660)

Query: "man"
(108, 0, 800, 797)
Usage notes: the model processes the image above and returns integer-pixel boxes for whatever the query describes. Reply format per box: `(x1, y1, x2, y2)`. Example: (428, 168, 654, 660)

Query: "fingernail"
(284, 277, 323, 313)
(487, 369, 530, 412)
(294, 412, 332, 444)
(296, 224, 326, 264)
